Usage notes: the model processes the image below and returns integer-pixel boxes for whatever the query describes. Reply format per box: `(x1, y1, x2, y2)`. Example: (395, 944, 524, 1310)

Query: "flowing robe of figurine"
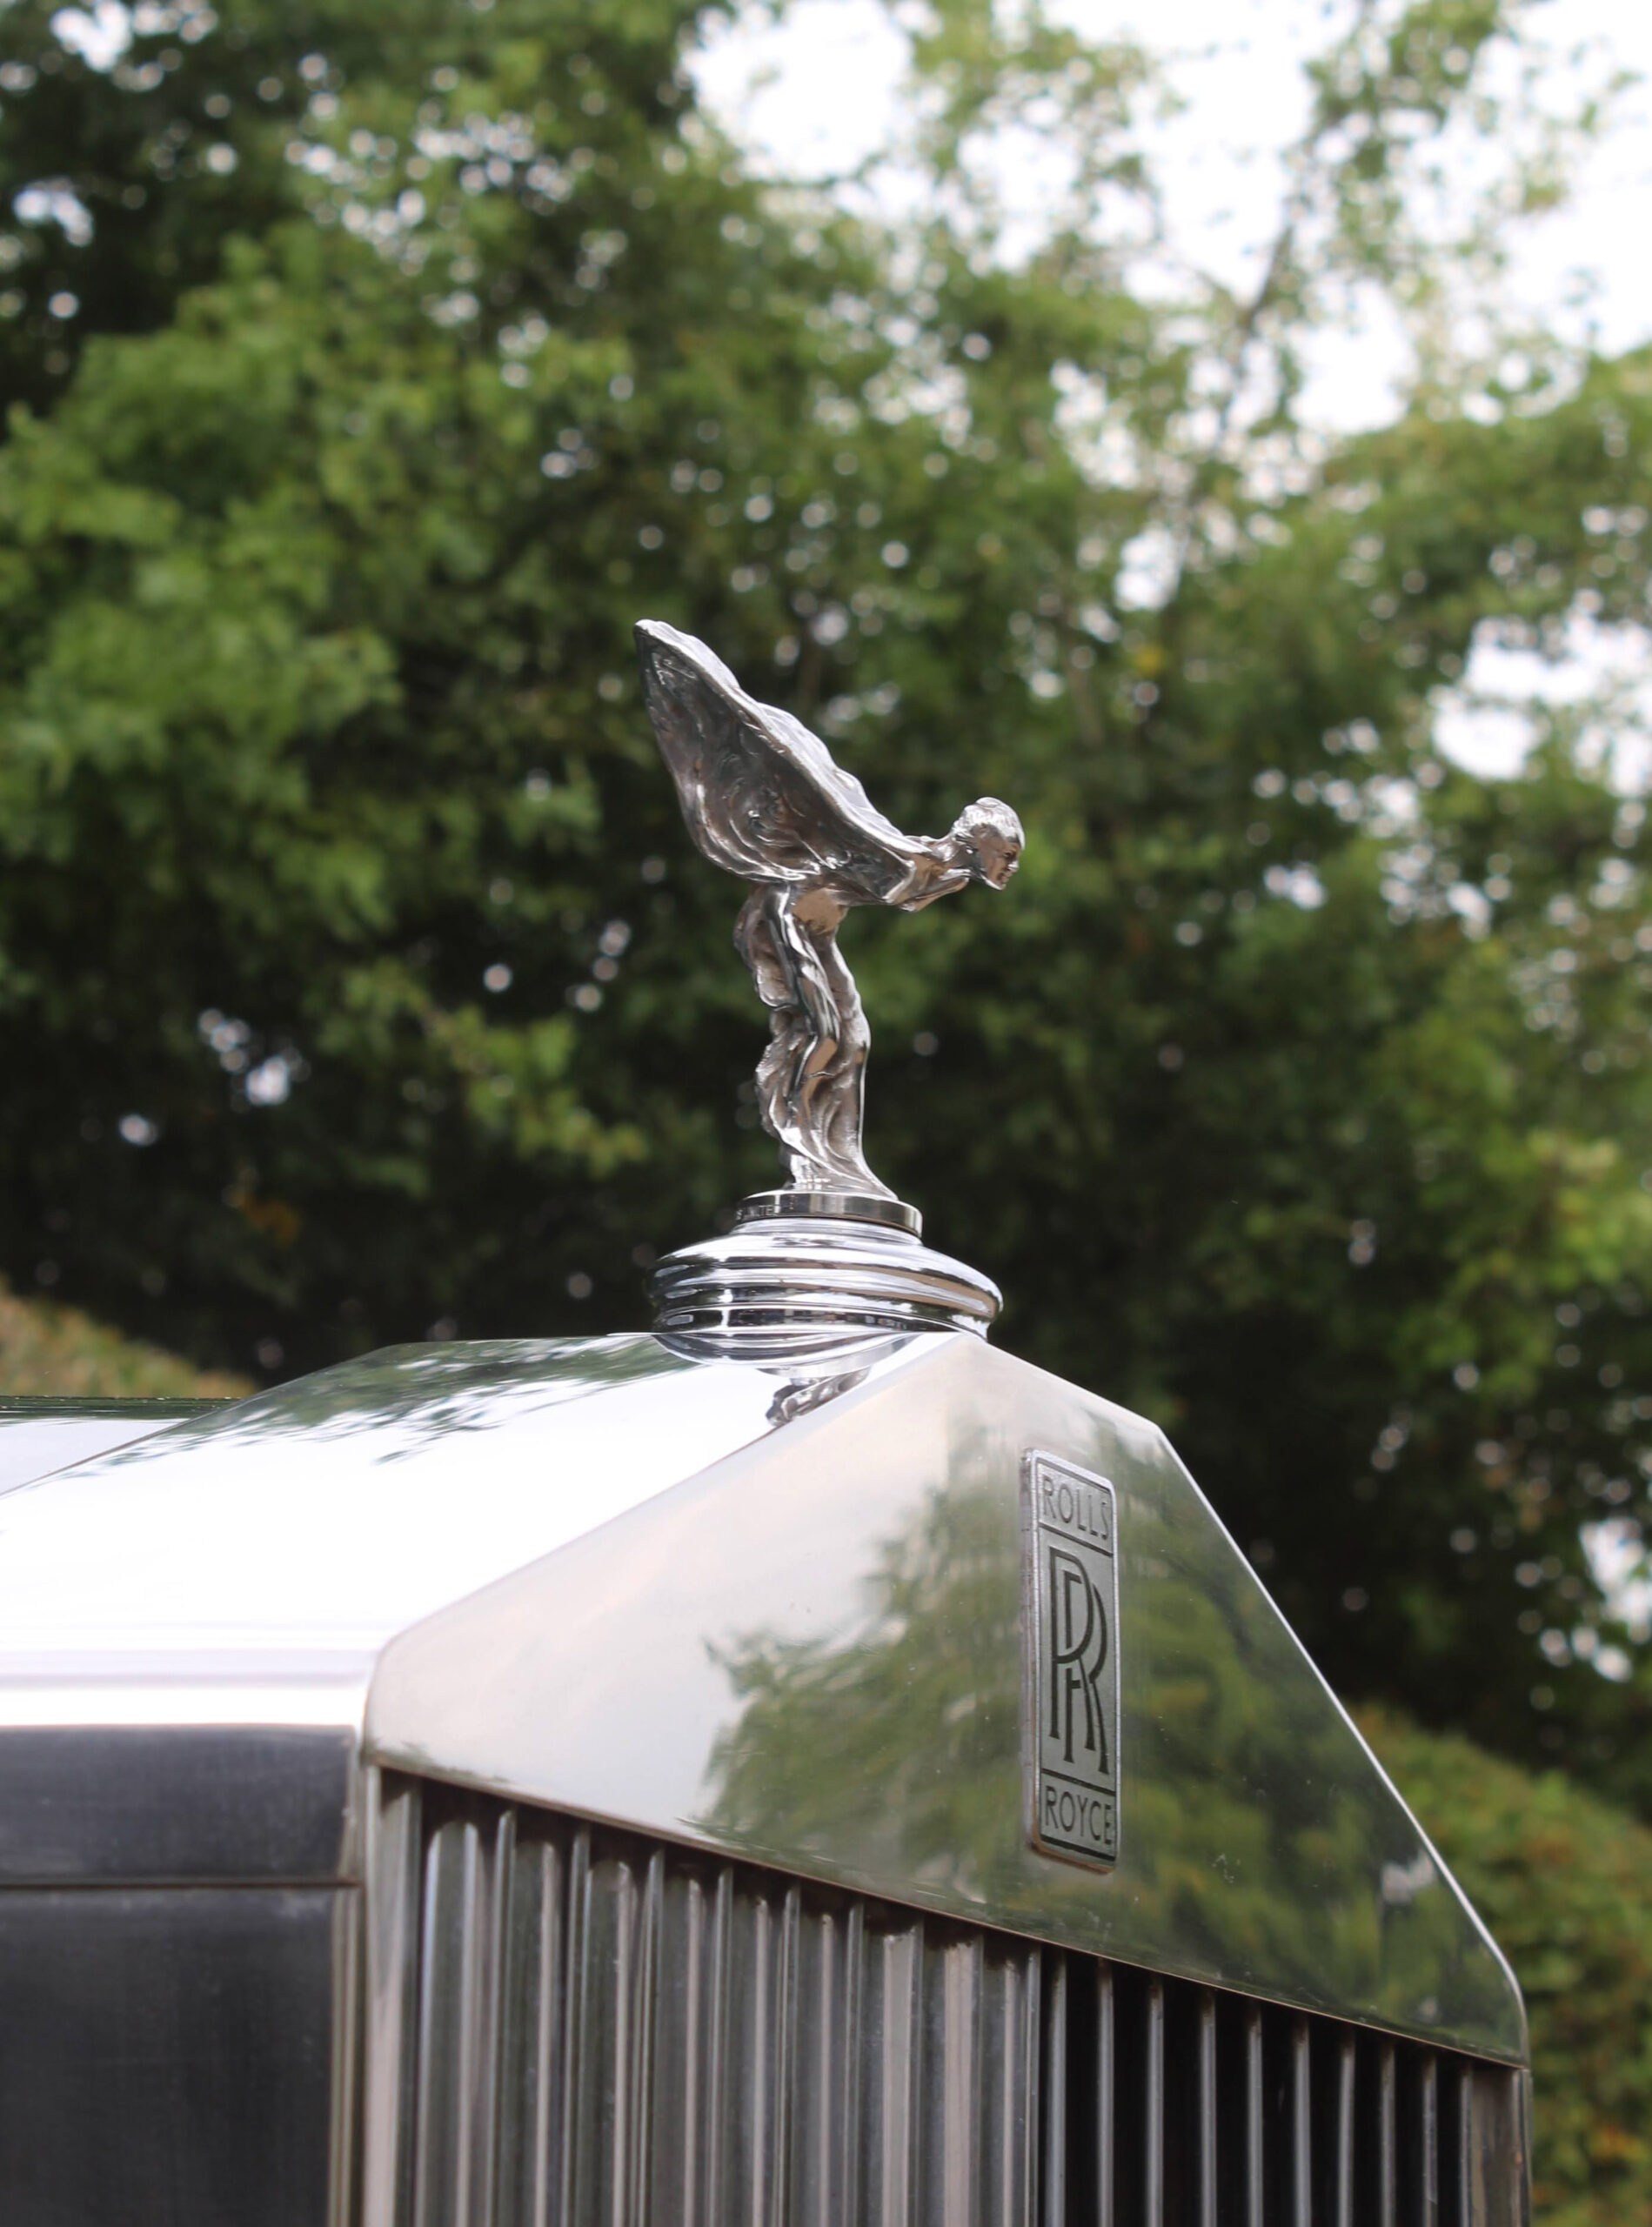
(636, 619, 1023, 1199)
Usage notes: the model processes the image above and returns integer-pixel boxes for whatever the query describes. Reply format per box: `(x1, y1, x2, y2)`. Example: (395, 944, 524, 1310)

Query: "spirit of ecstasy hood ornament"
(635, 619, 1022, 1207)
(635, 619, 1021, 1354)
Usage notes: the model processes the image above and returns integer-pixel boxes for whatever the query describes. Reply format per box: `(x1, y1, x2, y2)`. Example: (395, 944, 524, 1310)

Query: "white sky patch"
(49, 3, 132, 70)
(1584, 1515, 1652, 1646)
(1433, 612, 1652, 788)
(693, 0, 913, 190)
(692, 0, 1652, 436)
(1113, 523, 1178, 611)
(12, 180, 96, 245)
(244, 1056, 294, 1107)
(1264, 861, 1328, 910)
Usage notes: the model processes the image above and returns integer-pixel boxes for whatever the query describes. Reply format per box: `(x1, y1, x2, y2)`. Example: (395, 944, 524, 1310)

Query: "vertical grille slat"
(560, 1827, 591, 2227)
(927, 1929, 986, 2227)
(411, 1814, 496, 2227)
(1289, 2016, 1313, 2227)
(1041, 1954, 1067, 2227)
(729, 1856, 785, 2227)
(1193, 1990, 1217, 2227)
(995, 1935, 1038, 2227)
(363, 1773, 424, 2227)
(1143, 1976, 1166, 2227)
(1092, 1965, 1114, 2227)
(1410, 2051, 1441, 2227)
(1456, 2062, 1531, 2227)
(645, 1862, 706, 2226)
(1328, 2029, 1355, 2227)
(494, 1831, 562, 2227)
(864, 1909, 923, 2227)
(1241, 2001, 1265, 2227)
(789, 1889, 858, 2227)
(1375, 2037, 1400, 2227)
(564, 1830, 637, 2226)
(368, 1777, 1526, 2227)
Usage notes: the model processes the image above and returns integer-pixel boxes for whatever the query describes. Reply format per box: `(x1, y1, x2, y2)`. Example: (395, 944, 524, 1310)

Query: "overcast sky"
(693, 0, 1652, 780)
(696, 0, 1652, 421)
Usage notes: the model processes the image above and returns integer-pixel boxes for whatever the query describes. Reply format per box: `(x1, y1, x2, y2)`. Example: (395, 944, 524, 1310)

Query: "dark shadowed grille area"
(360, 1775, 1528, 2227)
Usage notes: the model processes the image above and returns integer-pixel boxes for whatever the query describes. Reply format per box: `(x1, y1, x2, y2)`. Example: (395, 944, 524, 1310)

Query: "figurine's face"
(973, 827, 1022, 888)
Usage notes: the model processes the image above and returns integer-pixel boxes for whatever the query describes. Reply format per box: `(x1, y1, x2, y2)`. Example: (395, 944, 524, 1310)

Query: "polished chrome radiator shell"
(0, 1336, 1531, 2222)
(365, 1774, 1528, 2227)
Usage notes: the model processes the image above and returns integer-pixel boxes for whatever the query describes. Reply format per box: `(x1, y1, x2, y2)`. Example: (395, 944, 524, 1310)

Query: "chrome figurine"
(635, 619, 1023, 1198)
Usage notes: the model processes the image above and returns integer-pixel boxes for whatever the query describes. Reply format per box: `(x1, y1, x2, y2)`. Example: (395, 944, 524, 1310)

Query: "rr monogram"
(1024, 1451, 1120, 1869)
(1047, 1545, 1109, 1776)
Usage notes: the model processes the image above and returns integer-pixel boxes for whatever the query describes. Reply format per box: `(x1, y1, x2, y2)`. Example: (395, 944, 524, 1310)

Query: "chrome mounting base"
(648, 1190, 1000, 1354)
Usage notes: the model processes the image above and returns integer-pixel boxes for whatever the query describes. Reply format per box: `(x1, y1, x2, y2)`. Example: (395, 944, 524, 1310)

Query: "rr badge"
(1023, 1450, 1120, 1869)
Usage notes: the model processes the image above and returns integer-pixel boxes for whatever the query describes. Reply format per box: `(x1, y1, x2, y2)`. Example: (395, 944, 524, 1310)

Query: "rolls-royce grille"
(362, 1776, 1527, 2227)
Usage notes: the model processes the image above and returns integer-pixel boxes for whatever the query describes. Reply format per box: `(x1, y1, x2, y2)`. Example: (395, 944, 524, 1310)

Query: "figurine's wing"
(635, 619, 916, 886)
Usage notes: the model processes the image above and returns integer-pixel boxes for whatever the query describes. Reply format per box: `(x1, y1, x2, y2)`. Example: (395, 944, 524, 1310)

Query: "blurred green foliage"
(0, 1274, 247, 1393)
(3, 0, 1652, 1806)
(1365, 1708, 1652, 2224)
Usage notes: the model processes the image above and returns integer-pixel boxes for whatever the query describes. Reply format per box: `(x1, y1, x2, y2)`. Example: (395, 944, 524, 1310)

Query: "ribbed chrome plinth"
(649, 1194, 1000, 1351)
